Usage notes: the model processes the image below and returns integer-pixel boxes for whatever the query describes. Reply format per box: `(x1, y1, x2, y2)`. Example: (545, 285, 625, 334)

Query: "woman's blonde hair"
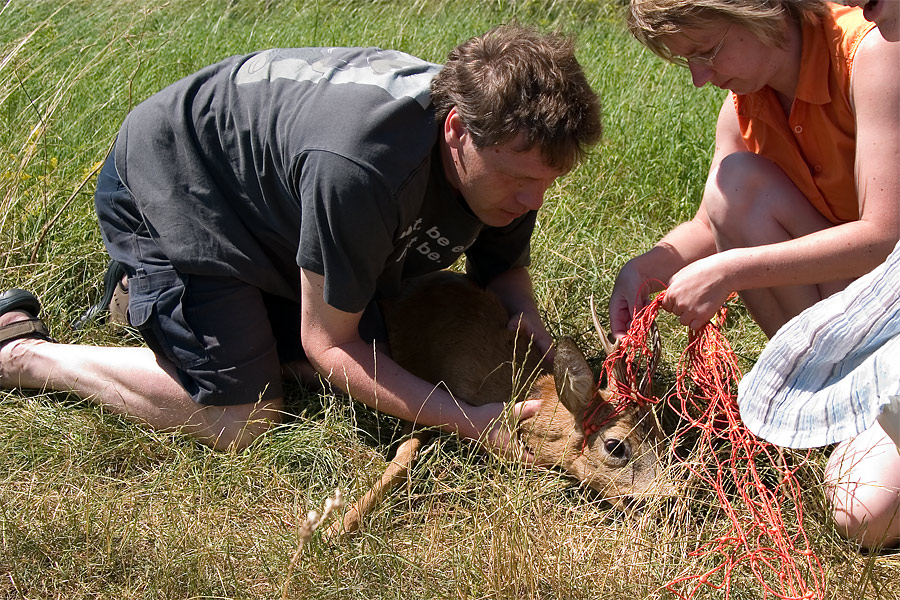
(628, 0, 830, 65)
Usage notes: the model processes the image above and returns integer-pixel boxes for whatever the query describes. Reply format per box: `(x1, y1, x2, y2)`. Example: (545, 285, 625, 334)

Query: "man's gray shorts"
(94, 151, 305, 405)
(90, 150, 397, 406)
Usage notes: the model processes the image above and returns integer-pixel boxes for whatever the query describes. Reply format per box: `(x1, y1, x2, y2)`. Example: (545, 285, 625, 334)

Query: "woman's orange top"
(733, 5, 875, 224)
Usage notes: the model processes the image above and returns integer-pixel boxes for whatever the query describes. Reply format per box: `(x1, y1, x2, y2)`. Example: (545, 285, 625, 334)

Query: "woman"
(613, 1, 899, 547)
(737, 0, 900, 550)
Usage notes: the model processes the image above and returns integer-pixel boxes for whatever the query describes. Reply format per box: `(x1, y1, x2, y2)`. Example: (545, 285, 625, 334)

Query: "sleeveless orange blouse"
(733, 6, 875, 225)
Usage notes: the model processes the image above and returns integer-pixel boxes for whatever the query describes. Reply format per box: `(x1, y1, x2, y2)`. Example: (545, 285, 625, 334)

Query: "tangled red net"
(594, 291, 824, 600)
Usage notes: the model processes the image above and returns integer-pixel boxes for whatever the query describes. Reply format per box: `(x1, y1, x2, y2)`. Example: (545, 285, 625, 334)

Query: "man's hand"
(474, 398, 542, 464)
(507, 311, 555, 365)
(485, 266, 555, 365)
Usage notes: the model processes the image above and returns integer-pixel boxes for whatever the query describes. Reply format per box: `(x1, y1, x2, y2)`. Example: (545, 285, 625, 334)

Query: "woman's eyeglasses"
(675, 25, 731, 68)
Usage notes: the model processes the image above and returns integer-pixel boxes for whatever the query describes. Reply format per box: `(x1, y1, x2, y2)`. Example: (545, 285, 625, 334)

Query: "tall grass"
(1, 1, 897, 598)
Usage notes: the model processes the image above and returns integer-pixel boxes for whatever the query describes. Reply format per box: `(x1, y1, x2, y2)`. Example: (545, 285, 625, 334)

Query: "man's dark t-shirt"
(113, 47, 534, 313)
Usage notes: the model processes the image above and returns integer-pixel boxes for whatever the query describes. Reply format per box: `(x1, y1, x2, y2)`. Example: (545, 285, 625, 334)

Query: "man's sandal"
(0, 289, 55, 349)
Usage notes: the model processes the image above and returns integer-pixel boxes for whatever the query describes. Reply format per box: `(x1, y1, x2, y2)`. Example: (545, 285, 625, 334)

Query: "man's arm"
(299, 268, 536, 459)
(484, 266, 553, 361)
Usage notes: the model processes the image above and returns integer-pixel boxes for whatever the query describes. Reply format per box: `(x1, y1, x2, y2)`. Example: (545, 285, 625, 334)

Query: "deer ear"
(553, 337, 595, 416)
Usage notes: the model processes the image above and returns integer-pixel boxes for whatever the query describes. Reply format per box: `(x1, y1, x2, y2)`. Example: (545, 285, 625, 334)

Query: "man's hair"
(627, 0, 830, 65)
(430, 23, 601, 172)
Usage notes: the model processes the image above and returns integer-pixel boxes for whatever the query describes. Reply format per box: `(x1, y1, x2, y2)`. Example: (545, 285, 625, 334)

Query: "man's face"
(442, 111, 566, 228)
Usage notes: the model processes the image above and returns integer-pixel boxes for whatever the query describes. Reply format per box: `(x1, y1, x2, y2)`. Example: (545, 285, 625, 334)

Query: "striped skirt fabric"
(737, 241, 900, 449)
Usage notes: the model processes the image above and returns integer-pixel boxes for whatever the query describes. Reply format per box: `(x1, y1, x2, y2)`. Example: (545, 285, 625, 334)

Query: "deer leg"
(325, 427, 435, 539)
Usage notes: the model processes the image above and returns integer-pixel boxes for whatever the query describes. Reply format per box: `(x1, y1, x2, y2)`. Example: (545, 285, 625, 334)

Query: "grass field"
(1, 1, 898, 598)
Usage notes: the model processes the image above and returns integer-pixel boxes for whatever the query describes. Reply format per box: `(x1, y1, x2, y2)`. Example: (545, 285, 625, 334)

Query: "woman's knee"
(827, 480, 900, 548)
(825, 429, 900, 549)
(705, 152, 810, 247)
(705, 153, 771, 222)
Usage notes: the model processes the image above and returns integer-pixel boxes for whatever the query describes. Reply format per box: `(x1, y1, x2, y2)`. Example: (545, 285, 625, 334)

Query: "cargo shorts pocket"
(127, 268, 210, 370)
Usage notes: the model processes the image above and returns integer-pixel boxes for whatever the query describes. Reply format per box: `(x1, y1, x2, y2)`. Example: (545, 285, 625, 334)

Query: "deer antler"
(589, 294, 628, 387)
(639, 321, 661, 398)
(589, 294, 619, 356)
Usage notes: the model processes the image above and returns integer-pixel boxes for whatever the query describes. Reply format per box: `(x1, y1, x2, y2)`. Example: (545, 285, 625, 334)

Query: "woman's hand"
(609, 253, 673, 339)
(609, 258, 654, 339)
(662, 253, 733, 330)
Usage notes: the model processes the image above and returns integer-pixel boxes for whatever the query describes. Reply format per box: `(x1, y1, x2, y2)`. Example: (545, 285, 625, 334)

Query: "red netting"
(593, 292, 825, 600)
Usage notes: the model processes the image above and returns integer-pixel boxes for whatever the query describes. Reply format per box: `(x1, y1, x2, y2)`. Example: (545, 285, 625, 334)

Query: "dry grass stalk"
(280, 488, 343, 600)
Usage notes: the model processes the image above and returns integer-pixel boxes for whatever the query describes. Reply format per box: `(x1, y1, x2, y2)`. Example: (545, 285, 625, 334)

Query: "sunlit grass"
(1, 1, 897, 599)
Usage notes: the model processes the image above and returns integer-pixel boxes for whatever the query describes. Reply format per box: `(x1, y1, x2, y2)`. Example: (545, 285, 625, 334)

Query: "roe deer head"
(381, 270, 666, 508)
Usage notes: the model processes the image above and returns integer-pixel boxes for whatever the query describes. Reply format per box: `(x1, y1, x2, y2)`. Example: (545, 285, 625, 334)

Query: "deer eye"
(604, 438, 631, 461)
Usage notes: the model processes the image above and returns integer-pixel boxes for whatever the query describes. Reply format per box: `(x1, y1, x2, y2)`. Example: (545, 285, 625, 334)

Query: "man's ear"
(443, 106, 467, 149)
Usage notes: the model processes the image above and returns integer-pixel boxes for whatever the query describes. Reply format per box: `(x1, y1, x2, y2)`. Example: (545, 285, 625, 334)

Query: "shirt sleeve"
(295, 150, 399, 313)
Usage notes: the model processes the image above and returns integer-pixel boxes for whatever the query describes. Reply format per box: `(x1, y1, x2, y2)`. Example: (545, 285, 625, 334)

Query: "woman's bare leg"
(704, 152, 851, 337)
(825, 420, 900, 549)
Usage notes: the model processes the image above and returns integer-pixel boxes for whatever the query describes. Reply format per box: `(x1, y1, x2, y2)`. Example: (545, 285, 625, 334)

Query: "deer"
(328, 269, 666, 537)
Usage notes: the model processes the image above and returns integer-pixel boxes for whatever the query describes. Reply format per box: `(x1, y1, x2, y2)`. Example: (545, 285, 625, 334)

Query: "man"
(0, 24, 601, 455)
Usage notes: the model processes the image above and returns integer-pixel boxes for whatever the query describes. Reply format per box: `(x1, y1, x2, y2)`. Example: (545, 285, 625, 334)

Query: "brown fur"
(381, 270, 666, 508)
